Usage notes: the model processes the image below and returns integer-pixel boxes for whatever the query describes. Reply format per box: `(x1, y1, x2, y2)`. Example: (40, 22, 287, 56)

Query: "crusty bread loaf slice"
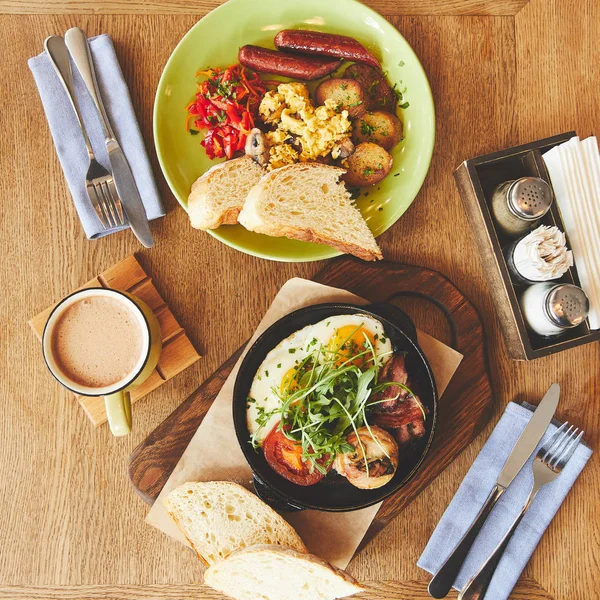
(163, 481, 307, 565)
(188, 156, 264, 230)
(238, 163, 383, 261)
(204, 544, 365, 600)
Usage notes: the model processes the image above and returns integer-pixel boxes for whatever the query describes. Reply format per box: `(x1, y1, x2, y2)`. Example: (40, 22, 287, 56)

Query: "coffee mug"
(42, 288, 162, 436)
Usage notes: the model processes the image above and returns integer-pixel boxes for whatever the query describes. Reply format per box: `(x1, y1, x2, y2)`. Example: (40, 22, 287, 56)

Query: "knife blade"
(107, 141, 154, 248)
(496, 382, 560, 488)
(428, 383, 560, 598)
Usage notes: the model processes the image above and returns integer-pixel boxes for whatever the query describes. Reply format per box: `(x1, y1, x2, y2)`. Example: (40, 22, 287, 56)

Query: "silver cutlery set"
(44, 29, 153, 248)
(428, 383, 583, 600)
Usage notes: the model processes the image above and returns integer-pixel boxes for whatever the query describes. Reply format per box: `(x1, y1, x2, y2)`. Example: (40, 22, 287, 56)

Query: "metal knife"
(64, 27, 154, 248)
(427, 383, 560, 598)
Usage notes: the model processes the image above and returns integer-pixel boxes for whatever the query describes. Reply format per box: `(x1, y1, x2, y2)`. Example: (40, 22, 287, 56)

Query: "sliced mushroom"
(334, 425, 399, 489)
(289, 135, 303, 152)
(245, 128, 270, 166)
(337, 137, 355, 159)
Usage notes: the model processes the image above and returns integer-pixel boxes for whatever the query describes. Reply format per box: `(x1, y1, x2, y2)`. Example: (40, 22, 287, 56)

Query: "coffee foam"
(51, 295, 145, 389)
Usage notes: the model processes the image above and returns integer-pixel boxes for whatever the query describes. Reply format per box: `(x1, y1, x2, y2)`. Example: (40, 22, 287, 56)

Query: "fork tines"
(87, 177, 126, 229)
(539, 422, 584, 471)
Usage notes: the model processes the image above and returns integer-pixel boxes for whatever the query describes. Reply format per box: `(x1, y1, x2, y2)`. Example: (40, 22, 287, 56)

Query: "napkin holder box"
(454, 132, 600, 360)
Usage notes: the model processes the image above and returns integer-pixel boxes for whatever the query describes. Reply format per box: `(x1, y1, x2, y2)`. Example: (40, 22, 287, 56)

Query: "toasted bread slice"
(238, 163, 383, 261)
(188, 156, 264, 230)
(163, 481, 307, 565)
(204, 544, 365, 600)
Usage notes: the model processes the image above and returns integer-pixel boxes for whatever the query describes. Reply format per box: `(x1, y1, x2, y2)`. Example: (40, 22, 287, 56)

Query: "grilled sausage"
(238, 45, 340, 80)
(274, 30, 380, 69)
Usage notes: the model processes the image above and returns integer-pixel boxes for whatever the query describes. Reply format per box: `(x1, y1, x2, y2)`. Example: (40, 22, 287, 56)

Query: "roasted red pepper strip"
(187, 64, 266, 160)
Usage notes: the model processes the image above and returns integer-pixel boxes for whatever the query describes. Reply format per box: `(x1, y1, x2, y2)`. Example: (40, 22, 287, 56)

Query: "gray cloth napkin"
(418, 401, 592, 600)
(28, 34, 164, 239)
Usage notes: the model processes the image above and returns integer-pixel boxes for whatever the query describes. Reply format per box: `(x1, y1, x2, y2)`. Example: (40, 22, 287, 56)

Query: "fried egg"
(246, 314, 393, 443)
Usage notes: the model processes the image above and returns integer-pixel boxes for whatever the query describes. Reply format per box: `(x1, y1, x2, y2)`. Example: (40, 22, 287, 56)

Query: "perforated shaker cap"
(507, 177, 554, 220)
(544, 284, 589, 328)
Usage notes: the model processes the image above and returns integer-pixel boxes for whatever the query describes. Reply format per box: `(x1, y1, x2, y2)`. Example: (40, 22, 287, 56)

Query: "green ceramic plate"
(154, 0, 435, 262)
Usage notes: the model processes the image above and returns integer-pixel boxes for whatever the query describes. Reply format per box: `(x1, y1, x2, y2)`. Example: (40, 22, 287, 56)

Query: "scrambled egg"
(259, 82, 351, 170)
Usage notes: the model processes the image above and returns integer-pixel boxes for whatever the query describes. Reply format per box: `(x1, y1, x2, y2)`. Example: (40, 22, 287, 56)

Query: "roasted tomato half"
(262, 423, 331, 486)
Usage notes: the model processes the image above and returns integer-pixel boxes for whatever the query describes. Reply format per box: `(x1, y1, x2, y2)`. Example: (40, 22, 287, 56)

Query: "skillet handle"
(382, 291, 459, 351)
(367, 302, 418, 345)
(252, 475, 304, 513)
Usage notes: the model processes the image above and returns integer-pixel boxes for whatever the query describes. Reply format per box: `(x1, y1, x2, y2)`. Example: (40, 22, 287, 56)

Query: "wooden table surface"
(0, 0, 598, 598)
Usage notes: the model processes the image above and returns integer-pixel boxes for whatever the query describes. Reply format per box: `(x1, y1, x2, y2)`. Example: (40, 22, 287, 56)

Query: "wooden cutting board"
(128, 258, 492, 548)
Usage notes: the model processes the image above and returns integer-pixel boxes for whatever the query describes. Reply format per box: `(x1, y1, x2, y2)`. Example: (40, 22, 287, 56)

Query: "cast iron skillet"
(232, 302, 438, 512)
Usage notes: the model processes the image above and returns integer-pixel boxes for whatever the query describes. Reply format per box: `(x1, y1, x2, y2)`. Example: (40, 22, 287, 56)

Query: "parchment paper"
(145, 278, 463, 569)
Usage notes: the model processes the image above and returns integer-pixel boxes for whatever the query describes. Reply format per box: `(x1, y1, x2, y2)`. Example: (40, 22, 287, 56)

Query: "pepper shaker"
(520, 282, 589, 336)
(491, 177, 554, 236)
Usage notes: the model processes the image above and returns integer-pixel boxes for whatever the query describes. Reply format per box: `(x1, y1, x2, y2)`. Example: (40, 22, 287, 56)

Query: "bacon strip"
(393, 419, 427, 446)
(372, 354, 427, 429)
(371, 354, 409, 412)
(373, 400, 424, 428)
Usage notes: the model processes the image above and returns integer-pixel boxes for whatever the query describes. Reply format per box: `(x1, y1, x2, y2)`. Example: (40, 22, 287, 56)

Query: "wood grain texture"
(0, 0, 531, 16)
(128, 258, 493, 543)
(0, 578, 553, 599)
(0, 3, 598, 600)
(28, 254, 201, 425)
(129, 348, 243, 503)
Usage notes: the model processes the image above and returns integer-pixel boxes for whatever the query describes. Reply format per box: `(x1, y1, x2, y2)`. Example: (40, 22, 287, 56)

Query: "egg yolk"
(328, 325, 376, 368)
(281, 366, 300, 395)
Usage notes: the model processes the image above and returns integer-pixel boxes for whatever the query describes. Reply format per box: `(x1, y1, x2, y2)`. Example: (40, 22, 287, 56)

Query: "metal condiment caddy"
(454, 132, 600, 360)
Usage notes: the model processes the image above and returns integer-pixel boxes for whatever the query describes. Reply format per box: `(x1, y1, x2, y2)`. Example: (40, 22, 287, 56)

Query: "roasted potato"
(342, 142, 392, 187)
(315, 78, 365, 118)
(352, 111, 403, 150)
(344, 63, 395, 112)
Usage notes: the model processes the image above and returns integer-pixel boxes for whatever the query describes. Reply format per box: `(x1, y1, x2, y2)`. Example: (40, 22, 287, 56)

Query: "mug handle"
(104, 390, 132, 436)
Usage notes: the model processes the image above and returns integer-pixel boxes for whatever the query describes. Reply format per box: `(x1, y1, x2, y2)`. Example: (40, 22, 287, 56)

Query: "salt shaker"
(491, 177, 554, 236)
(520, 282, 589, 336)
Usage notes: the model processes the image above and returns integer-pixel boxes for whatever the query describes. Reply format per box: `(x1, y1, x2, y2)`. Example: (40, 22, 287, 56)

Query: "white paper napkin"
(543, 136, 600, 328)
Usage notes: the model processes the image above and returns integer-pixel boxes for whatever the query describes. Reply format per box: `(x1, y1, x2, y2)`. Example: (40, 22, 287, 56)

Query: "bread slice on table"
(188, 156, 264, 230)
(204, 544, 365, 600)
(238, 163, 383, 261)
(162, 481, 307, 565)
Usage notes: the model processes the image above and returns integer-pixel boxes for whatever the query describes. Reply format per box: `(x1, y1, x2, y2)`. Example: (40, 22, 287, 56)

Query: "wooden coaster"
(29, 255, 201, 427)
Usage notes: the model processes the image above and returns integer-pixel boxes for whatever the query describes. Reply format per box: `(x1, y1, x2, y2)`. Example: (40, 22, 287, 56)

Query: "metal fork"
(44, 35, 126, 229)
(459, 422, 584, 600)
